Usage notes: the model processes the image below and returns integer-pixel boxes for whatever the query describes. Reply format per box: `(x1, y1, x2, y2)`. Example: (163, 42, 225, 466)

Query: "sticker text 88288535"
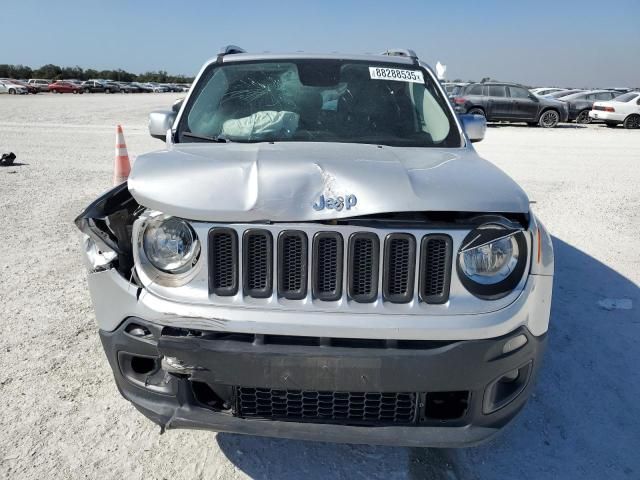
(369, 67, 424, 84)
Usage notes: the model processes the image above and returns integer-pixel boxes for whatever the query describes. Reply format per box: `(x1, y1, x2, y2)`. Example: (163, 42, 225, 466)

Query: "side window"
(467, 84, 484, 95)
(509, 87, 531, 99)
(595, 92, 612, 100)
(488, 85, 506, 97)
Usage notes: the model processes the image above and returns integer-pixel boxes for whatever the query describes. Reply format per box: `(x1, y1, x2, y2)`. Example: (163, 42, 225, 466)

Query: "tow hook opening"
(483, 361, 533, 414)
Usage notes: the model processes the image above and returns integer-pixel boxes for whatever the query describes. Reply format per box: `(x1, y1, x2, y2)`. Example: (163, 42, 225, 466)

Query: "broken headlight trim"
(457, 223, 527, 300)
(134, 211, 201, 286)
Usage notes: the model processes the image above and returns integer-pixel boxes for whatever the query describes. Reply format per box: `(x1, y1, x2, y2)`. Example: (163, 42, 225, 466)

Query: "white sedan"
(590, 91, 640, 129)
(0, 80, 28, 94)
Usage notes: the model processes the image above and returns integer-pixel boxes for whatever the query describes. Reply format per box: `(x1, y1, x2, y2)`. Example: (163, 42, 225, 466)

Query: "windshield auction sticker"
(369, 67, 424, 83)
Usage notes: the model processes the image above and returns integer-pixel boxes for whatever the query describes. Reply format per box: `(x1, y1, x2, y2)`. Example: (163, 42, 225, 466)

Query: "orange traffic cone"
(113, 124, 131, 185)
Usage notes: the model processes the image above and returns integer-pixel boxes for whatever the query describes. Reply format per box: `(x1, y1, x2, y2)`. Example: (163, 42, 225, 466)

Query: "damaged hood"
(128, 142, 529, 222)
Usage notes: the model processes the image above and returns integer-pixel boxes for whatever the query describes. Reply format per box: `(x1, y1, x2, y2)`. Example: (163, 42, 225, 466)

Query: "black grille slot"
(419, 234, 453, 304)
(312, 232, 343, 301)
(243, 229, 273, 298)
(277, 231, 308, 300)
(383, 234, 416, 303)
(208, 228, 239, 296)
(237, 387, 416, 425)
(348, 233, 380, 303)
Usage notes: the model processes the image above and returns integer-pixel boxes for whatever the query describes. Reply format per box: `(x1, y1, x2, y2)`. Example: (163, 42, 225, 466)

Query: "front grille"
(243, 229, 273, 298)
(208, 228, 238, 296)
(383, 234, 416, 303)
(277, 231, 308, 300)
(348, 233, 380, 303)
(312, 232, 343, 301)
(237, 387, 417, 425)
(419, 235, 453, 304)
(209, 227, 452, 304)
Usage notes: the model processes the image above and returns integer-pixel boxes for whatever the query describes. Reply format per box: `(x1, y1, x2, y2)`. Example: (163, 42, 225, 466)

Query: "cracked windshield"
(182, 60, 459, 147)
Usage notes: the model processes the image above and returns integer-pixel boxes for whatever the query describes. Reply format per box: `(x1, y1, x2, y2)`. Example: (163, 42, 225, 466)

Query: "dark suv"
(454, 82, 569, 127)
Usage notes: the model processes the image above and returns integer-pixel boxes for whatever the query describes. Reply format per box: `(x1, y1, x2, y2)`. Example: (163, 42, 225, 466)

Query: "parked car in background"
(544, 89, 585, 99)
(1, 78, 39, 93)
(130, 82, 153, 93)
(558, 90, 620, 123)
(48, 81, 83, 94)
(454, 82, 569, 127)
(103, 81, 122, 93)
(116, 82, 138, 93)
(27, 79, 51, 92)
(144, 82, 168, 92)
(442, 82, 469, 98)
(81, 80, 107, 93)
(589, 91, 640, 129)
(531, 87, 566, 96)
(0, 79, 29, 94)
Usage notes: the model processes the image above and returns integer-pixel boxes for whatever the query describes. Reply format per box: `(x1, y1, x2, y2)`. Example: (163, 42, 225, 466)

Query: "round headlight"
(142, 215, 200, 274)
(457, 224, 527, 299)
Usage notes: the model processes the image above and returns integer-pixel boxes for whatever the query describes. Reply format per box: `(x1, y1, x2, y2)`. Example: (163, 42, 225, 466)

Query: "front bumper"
(100, 317, 546, 447)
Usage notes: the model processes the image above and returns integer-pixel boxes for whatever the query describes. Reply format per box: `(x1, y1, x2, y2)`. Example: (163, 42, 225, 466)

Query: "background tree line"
(0, 63, 194, 83)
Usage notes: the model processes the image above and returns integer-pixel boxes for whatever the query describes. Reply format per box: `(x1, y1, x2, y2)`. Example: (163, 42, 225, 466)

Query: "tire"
(52, 89, 58, 94)
(468, 107, 485, 117)
(72, 90, 78, 94)
(84, 88, 90, 94)
(8, 88, 15, 94)
(538, 109, 560, 128)
(105, 88, 111, 94)
(605, 121, 618, 128)
(576, 110, 592, 124)
(623, 114, 640, 129)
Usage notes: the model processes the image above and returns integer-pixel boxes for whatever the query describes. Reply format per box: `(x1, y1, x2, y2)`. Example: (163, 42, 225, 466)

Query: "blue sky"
(2, 0, 639, 87)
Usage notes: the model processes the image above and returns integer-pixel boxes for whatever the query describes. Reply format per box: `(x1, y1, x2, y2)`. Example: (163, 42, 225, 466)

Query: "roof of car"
(213, 51, 420, 67)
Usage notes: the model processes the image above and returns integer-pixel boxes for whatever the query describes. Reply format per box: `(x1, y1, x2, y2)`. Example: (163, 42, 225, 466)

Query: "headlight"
(141, 214, 200, 274)
(457, 223, 527, 299)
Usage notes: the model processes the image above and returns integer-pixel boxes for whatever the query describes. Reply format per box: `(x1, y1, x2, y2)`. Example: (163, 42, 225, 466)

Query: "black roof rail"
(217, 45, 246, 62)
(380, 48, 418, 60)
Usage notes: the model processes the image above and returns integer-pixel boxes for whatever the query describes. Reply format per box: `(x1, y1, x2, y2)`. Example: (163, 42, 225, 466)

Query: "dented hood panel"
(127, 142, 529, 222)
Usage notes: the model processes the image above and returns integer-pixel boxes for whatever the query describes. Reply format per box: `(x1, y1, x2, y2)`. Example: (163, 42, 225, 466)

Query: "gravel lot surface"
(1, 93, 638, 480)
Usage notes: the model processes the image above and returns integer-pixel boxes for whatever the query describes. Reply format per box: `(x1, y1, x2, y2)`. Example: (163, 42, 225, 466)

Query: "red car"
(48, 81, 83, 94)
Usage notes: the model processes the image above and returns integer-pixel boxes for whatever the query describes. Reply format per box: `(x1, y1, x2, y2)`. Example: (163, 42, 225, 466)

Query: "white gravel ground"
(0, 93, 638, 480)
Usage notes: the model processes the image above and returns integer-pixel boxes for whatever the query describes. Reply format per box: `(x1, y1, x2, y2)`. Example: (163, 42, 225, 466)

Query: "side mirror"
(460, 113, 486, 143)
(148, 110, 176, 141)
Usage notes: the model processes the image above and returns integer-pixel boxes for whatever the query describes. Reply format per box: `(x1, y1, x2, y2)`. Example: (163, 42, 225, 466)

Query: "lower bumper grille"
(236, 387, 417, 425)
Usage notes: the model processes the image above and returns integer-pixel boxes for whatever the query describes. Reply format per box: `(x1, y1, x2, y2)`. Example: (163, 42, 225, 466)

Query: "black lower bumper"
(99, 318, 547, 447)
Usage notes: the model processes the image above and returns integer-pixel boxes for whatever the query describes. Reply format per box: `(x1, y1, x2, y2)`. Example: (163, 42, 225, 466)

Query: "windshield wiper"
(181, 131, 230, 143)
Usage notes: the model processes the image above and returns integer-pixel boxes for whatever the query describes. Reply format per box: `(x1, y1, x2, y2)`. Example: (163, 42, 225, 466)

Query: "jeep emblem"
(313, 194, 357, 212)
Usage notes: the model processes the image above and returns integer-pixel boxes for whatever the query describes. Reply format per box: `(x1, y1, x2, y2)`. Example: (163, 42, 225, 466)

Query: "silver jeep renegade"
(76, 46, 554, 447)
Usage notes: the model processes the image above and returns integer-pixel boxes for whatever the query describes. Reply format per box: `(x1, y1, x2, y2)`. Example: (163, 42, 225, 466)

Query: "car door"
(485, 85, 512, 119)
(508, 86, 540, 120)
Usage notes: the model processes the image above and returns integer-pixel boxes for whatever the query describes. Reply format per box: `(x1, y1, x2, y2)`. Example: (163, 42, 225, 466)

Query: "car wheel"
(105, 88, 111, 94)
(9, 88, 16, 94)
(623, 114, 640, 129)
(539, 109, 560, 128)
(605, 121, 618, 128)
(468, 107, 485, 117)
(72, 90, 78, 94)
(52, 89, 58, 94)
(576, 110, 592, 124)
(84, 88, 90, 94)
